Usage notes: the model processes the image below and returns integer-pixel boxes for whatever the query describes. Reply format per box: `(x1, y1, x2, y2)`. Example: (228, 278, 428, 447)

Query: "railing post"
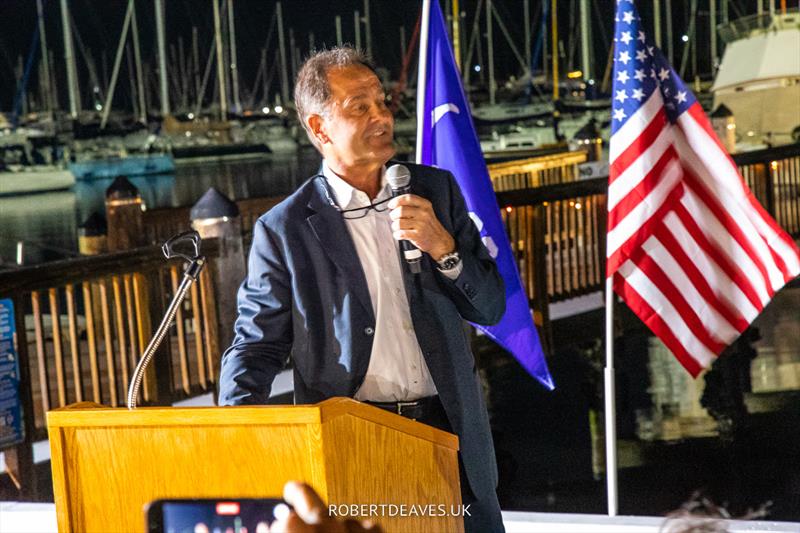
(78, 212, 108, 256)
(105, 176, 145, 252)
(191, 188, 246, 357)
(2, 296, 39, 499)
(531, 204, 553, 354)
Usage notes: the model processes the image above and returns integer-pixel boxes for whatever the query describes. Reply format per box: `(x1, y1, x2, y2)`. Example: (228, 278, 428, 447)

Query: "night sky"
(0, 0, 760, 113)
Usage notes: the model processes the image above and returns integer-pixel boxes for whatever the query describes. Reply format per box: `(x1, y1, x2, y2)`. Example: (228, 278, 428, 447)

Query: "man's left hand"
(388, 194, 455, 261)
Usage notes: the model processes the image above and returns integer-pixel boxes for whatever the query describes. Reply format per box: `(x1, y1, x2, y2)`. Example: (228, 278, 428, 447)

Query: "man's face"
(315, 64, 395, 168)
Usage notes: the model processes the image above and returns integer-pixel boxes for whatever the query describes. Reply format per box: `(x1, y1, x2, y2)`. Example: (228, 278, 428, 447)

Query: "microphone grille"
(386, 164, 411, 189)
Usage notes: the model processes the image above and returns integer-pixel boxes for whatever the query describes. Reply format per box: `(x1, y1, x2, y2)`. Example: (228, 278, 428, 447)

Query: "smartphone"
(145, 498, 290, 533)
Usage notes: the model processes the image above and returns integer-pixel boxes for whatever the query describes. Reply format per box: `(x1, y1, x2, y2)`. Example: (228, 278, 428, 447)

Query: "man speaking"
(219, 47, 506, 533)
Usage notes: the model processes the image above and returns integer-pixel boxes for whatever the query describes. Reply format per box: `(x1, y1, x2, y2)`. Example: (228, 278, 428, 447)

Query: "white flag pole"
(415, 0, 431, 164)
(605, 275, 618, 516)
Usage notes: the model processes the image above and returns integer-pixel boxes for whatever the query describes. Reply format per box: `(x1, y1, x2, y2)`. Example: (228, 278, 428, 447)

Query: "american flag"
(608, 0, 800, 376)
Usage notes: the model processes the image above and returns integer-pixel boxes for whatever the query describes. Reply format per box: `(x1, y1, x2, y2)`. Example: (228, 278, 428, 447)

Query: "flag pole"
(415, 0, 431, 164)
(605, 276, 618, 516)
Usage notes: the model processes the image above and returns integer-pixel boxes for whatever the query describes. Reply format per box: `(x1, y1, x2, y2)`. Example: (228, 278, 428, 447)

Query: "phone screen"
(146, 498, 289, 533)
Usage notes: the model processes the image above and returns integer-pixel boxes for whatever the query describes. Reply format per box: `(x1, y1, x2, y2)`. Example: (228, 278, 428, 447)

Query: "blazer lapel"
(306, 177, 375, 322)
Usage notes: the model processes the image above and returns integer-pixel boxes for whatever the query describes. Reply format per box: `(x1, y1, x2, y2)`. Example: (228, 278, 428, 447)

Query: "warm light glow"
(505, 206, 513, 213)
(770, 161, 779, 171)
(575, 202, 582, 210)
(216, 502, 240, 515)
(726, 123, 735, 130)
(567, 70, 583, 79)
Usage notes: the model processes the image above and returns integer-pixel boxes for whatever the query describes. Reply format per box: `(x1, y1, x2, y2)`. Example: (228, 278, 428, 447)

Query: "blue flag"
(418, 1, 554, 390)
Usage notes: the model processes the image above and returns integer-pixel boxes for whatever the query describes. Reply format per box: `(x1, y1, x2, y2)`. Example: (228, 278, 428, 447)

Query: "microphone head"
(386, 164, 411, 189)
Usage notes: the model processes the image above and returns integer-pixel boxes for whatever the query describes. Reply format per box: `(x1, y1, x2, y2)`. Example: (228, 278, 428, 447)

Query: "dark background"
(0, 0, 764, 112)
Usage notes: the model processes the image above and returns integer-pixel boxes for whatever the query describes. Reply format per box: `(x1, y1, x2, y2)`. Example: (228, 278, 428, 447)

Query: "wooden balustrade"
(0, 241, 221, 443)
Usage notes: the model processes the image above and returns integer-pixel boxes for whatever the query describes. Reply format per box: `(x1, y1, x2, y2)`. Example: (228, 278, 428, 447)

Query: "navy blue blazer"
(218, 162, 505, 499)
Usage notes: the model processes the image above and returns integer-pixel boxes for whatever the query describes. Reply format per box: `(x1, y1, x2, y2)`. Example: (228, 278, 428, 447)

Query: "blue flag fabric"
(418, 2, 554, 390)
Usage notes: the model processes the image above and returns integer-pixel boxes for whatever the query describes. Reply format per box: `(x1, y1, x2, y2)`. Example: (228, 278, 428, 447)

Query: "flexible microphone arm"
(127, 230, 206, 410)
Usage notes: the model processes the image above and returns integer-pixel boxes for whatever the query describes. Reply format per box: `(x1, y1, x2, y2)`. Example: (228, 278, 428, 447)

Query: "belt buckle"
(396, 400, 419, 416)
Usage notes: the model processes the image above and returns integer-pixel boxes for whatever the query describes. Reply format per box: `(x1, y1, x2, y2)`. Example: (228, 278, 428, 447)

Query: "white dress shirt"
(322, 161, 438, 402)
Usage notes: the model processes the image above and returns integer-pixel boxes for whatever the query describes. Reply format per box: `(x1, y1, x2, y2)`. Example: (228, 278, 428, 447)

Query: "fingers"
(387, 194, 432, 211)
(283, 481, 327, 525)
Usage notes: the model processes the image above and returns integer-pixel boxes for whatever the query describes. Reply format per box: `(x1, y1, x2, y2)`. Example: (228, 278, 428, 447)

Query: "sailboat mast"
(36, 0, 54, 113)
(131, 1, 147, 122)
(227, 0, 242, 113)
(486, 0, 495, 105)
(276, 1, 289, 106)
(60, 0, 80, 118)
(154, 0, 170, 116)
(551, 0, 559, 101)
(579, 0, 592, 81)
(213, 0, 228, 118)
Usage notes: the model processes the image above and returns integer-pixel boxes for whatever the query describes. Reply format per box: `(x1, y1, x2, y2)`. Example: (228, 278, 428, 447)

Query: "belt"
(364, 396, 441, 420)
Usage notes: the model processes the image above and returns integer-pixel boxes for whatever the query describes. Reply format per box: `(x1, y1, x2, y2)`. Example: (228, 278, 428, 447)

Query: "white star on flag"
(618, 51, 631, 65)
(638, 31, 646, 42)
(675, 90, 687, 103)
(615, 89, 628, 103)
(658, 67, 670, 81)
(647, 45, 655, 56)
(620, 31, 633, 45)
(650, 68, 657, 79)
(631, 88, 645, 101)
(616, 70, 630, 84)
(634, 68, 646, 81)
(636, 49, 648, 62)
(613, 107, 627, 121)
(622, 10, 634, 24)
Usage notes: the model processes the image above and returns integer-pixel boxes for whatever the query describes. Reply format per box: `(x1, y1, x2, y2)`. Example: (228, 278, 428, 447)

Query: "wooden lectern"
(47, 397, 463, 532)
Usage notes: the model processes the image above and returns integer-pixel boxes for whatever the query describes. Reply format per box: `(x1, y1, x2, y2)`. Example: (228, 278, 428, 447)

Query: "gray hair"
(294, 46, 377, 150)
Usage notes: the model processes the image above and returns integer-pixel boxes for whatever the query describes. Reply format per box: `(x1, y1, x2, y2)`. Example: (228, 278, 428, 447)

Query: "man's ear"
(308, 114, 330, 145)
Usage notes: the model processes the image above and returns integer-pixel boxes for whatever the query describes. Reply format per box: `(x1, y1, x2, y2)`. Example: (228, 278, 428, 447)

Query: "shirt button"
(364, 327, 374, 336)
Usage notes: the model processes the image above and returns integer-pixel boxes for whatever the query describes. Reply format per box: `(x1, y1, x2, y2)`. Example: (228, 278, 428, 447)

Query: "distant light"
(747, 130, 755, 137)
(274, 105, 283, 113)
(567, 70, 582, 79)
(94, 103, 102, 111)
(726, 123, 735, 130)
(474, 65, 481, 72)
(505, 206, 512, 213)
(587, 79, 595, 85)
(770, 160, 779, 171)
(575, 202, 582, 210)
(681, 34, 689, 42)
(216, 502, 240, 515)
(187, 112, 195, 120)
(262, 106, 270, 114)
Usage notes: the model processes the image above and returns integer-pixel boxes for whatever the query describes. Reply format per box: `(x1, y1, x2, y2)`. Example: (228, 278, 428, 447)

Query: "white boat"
(0, 164, 75, 196)
(713, 10, 800, 149)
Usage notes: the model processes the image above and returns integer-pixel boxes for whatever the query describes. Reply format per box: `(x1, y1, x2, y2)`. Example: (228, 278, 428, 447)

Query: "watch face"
(441, 258, 458, 270)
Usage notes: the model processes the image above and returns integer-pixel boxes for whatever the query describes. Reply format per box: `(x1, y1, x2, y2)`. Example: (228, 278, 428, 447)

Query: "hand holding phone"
(146, 498, 289, 533)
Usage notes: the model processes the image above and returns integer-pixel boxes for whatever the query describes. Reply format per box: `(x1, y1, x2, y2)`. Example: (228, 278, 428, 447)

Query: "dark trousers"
(417, 399, 506, 533)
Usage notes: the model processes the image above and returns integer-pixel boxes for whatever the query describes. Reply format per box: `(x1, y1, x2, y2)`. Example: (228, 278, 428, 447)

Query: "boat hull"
(69, 154, 175, 180)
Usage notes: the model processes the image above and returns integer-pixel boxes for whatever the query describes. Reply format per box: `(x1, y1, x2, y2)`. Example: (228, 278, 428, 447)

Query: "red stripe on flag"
(610, 109, 669, 182)
(685, 104, 800, 262)
(653, 225, 750, 333)
(608, 145, 679, 232)
(681, 169, 778, 297)
(614, 272, 705, 377)
(632, 246, 727, 354)
(606, 183, 685, 276)
(672, 202, 766, 313)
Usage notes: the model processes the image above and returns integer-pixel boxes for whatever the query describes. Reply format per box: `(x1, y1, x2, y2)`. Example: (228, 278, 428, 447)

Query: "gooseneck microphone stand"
(127, 230, 206, 410)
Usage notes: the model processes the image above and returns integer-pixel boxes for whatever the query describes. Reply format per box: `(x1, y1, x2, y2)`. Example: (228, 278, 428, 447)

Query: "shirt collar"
(322, 160, 389, 209)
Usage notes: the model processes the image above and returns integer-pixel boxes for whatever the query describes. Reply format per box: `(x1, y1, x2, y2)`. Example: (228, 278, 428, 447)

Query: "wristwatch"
(436, 251, 461, 272)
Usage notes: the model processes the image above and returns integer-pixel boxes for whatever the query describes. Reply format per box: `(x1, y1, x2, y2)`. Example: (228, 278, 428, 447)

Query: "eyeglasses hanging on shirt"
(339, 197, 392, 219)
(316, 175, 393, 220)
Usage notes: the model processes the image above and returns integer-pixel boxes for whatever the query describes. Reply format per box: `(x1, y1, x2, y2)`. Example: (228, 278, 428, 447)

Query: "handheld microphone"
(386, 164, 422, 274)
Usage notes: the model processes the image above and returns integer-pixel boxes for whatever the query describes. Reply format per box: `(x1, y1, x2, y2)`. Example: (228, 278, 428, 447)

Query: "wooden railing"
(0, 240, 221, 443)
(490, 143, 800, 327)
